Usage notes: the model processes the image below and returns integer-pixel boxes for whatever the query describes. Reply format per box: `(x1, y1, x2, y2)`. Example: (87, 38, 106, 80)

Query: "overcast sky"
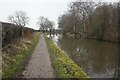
(0, 0, 119, 30)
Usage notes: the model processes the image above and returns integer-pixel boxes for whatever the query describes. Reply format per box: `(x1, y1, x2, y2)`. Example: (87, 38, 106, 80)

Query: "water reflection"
(47, 34, 118, 78)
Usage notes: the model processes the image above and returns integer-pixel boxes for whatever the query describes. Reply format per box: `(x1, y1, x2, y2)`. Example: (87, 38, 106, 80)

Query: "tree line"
(58, 1, 119, 42)
(8, 11, 55, 32)
(6, 1, 120, 42)
(4, 11, 55, 47)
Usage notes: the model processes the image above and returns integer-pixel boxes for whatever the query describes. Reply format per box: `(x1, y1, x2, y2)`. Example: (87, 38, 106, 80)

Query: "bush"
(2, 22, 35, 47)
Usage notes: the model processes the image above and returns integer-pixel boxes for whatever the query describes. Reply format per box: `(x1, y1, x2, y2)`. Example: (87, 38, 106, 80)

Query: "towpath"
(22, 34, 55, 78)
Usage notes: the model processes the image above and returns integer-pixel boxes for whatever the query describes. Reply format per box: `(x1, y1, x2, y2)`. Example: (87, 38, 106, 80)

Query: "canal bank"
(44, 34, 89, 78)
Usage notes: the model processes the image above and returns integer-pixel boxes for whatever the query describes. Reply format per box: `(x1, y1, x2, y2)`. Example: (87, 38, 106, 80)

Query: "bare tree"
(8, 11, 30, 27)
(37, 16, 54, 32)
(58, 1, 119, 41)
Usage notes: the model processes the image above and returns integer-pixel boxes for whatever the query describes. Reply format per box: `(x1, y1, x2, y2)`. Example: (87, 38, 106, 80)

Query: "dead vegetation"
(2, 22, 40, 78)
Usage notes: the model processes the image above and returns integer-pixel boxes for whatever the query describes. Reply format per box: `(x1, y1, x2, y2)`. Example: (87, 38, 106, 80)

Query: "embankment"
(2, 22, 40, 78)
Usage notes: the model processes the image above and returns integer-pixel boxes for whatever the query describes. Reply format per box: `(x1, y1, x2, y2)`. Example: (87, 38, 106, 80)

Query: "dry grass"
(2, 32, 41, 78)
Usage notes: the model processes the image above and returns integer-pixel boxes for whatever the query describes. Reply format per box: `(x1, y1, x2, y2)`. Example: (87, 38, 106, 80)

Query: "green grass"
(2, 33, 41, 78)
(44, 34, 89, 78)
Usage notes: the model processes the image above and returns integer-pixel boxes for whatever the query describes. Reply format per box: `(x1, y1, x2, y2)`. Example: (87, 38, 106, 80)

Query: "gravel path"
(22, 34, 55, 78)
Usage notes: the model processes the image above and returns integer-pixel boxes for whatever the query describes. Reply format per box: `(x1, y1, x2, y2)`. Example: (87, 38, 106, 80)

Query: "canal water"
(47, 34, 118, 78)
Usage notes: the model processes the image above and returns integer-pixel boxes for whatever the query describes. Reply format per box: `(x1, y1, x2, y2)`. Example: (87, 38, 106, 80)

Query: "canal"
(47, 34, 118, 78)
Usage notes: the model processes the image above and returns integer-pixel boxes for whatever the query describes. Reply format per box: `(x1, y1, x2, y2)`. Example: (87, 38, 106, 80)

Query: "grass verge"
(44, 34, 89, 78)
(2, 32, 41, 78)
